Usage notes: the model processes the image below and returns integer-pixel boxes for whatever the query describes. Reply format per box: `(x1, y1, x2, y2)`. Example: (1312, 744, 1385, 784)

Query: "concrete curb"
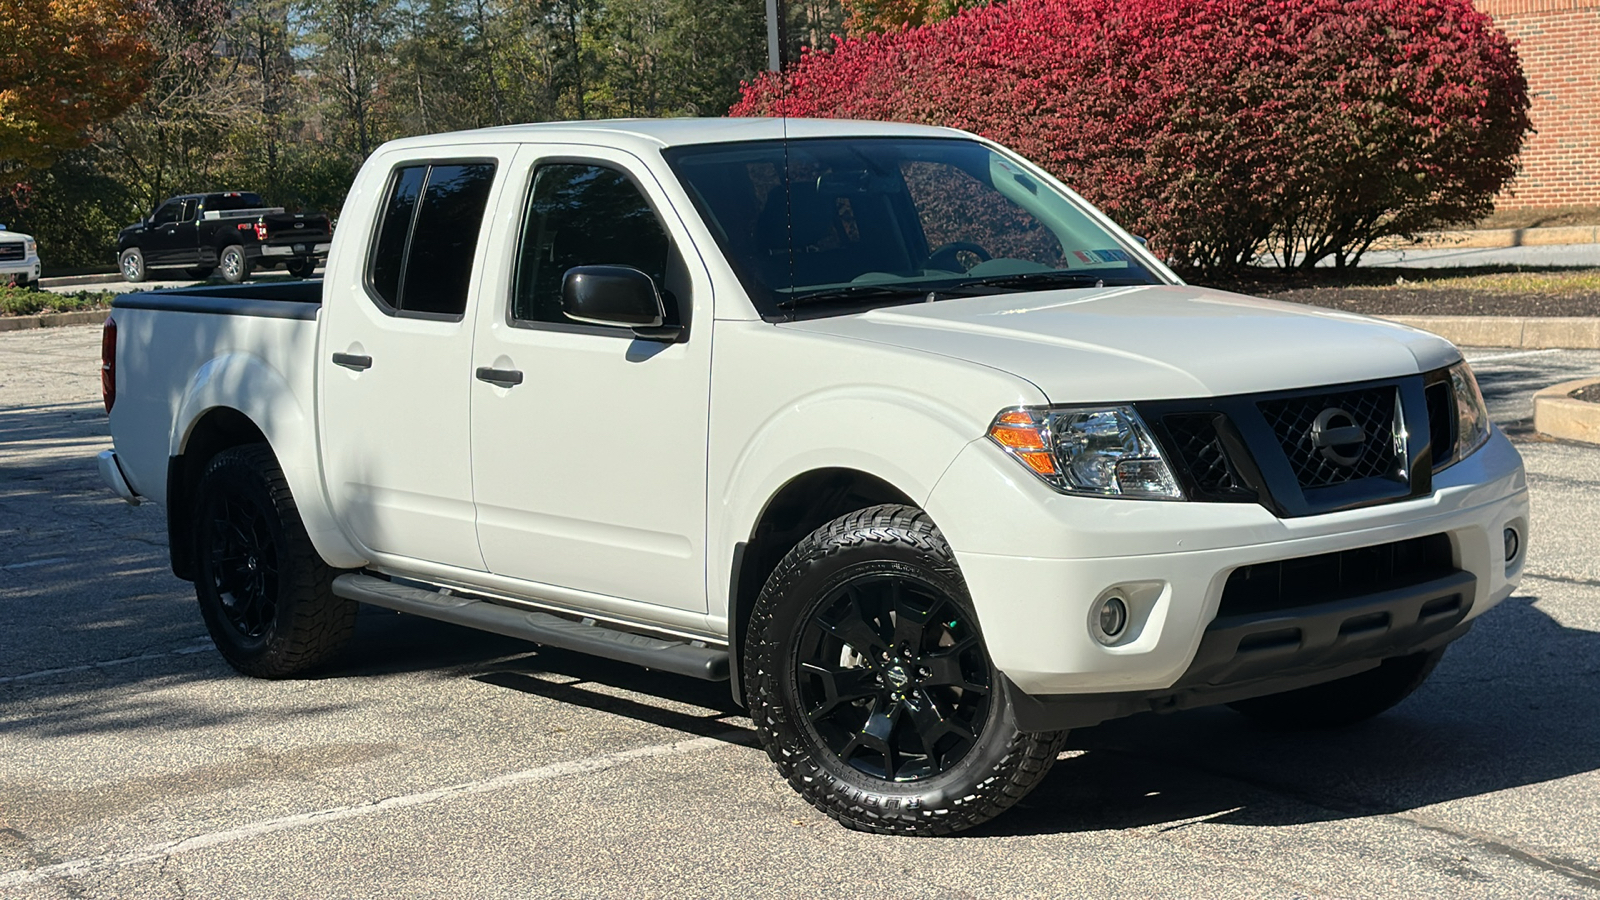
(0, 309, 111, 332)
(1385, 315, 1600, 350)
(38, 273, 122, 287)
(1534, 377, 1600, 445)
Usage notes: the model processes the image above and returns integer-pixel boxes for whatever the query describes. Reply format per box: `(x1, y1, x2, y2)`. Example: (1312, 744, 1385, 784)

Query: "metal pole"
(765, 0, 782, 72)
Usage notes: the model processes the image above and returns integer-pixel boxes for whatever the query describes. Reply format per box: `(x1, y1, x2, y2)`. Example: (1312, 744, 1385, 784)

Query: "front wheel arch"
(727, 468, 919, 707)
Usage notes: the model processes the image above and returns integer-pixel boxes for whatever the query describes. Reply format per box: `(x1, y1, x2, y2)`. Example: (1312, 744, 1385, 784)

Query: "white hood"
(781, 284, 1460, 403)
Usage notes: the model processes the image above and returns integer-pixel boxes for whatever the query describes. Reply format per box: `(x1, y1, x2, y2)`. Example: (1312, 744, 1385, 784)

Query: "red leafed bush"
(732, 0, 1531, 276)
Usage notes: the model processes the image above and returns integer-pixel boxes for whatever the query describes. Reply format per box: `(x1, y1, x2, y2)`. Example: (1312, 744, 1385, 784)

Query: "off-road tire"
(119, 248, 146, 283)
(219, 244, 251, 283)
(1228, 647, 1447, 729)
(745, 504, 1067, 836)
(192, 444, 355, 678)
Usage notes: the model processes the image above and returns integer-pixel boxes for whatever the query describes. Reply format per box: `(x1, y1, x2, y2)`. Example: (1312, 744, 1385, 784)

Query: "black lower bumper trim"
(1009, 569, 1478, 733)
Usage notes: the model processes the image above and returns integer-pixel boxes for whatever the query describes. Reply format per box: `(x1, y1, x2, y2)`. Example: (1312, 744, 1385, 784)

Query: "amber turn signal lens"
(989, 425, 1045, 451)
(1017, 451, 1058, 475)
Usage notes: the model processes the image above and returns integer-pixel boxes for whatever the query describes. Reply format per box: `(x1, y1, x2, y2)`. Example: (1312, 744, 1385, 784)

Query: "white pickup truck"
(98, 118, 1529, 835)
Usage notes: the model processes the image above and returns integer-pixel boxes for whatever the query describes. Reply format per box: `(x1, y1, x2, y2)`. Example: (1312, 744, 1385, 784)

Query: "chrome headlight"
(988, 406, 1184, 499)
(24, 238, 35, 257)
(1445, 360, 1491, 466)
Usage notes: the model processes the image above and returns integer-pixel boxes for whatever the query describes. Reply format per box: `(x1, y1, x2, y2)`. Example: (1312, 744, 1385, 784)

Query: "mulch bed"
(1245, 286, 1600, 318)
(1572, 383, 1600, 404)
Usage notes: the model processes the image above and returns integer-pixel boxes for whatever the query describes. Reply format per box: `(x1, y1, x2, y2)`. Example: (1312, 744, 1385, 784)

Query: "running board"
(331, 573, 729, 681)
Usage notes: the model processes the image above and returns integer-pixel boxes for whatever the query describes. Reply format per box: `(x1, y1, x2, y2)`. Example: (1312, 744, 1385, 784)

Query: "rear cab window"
(366, 161, 498, 320)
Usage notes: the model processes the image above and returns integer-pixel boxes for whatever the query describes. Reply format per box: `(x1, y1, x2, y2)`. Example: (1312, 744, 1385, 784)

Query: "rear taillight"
(253, 221, 268, 240)
(101, 318, 116, 413)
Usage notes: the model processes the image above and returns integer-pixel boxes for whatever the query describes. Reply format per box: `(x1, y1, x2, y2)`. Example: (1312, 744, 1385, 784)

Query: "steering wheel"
(924, 241, 993, 273)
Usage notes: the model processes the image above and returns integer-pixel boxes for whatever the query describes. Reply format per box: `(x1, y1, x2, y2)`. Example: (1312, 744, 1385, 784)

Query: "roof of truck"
(373, 117, 972, 156)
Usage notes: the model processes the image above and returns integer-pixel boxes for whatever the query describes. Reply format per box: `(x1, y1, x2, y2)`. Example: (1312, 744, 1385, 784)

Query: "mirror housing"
(561, 265, 681, 341)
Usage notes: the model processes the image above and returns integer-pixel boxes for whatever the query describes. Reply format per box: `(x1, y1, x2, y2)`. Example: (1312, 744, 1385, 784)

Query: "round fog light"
(1096, 594, 1129, 644)
(1504, 527, 1520, 564)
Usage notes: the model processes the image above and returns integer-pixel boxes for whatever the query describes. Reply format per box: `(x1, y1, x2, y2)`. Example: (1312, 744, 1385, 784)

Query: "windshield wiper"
(944, 271, 1146, 294)
(775, 283, 935, 310)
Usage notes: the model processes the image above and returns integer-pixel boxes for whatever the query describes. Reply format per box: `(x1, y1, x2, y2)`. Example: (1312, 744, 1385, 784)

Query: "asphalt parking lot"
(1, 325, 1598, 898)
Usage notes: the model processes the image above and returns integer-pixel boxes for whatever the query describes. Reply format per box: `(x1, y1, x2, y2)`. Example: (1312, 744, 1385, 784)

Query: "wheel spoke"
(891, 583, 935, 652)
(800, 662, 880, 723)
(816, 588, 889, 659)
(856, 700, 902, 779)
(921, 650, 989, 694)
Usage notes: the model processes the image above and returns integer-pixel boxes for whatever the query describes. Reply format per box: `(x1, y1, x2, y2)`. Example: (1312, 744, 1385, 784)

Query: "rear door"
(466, 144, 714, 613)
(319, 152, 510, 570)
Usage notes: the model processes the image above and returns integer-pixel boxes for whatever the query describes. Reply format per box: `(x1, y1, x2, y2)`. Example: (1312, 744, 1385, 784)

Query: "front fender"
(172, 351, 365, 569)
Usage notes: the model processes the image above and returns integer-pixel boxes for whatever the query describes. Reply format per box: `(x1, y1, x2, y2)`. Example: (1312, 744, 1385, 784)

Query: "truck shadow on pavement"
(980, 587, 1600, 837)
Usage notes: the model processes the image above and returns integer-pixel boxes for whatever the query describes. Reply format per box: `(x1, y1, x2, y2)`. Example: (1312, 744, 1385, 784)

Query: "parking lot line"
(0, 734, 732, 890)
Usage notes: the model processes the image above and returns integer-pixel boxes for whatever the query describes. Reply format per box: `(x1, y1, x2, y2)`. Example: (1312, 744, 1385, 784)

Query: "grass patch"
(1379, 268, 1600, 296)
(0, 285, 117, 317)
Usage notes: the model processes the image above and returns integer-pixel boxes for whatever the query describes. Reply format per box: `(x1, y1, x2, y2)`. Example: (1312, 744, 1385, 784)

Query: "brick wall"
(1474, 0, 1600, 209)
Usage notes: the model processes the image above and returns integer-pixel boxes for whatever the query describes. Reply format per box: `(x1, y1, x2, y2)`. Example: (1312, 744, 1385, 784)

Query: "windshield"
(664, 137, 1163, 318)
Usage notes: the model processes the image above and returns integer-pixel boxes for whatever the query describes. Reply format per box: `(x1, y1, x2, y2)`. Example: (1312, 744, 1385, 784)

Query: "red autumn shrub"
(732, 0, 1531, 276)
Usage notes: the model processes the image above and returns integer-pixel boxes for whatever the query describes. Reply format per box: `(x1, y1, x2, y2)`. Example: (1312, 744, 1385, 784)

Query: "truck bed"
(112, 281, 323, 320)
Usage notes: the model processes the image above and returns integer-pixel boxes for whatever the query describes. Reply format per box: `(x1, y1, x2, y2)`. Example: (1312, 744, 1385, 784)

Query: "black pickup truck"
(117, 192, 332, 284)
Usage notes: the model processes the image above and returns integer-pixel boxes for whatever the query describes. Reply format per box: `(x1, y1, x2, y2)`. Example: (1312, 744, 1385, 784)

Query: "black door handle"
(476, 366, 523, 387)
(332, 352, 372, 371)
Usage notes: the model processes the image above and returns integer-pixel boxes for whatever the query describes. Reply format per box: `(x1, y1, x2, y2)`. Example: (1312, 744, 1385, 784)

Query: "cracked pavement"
(1, 325, 1598, 898)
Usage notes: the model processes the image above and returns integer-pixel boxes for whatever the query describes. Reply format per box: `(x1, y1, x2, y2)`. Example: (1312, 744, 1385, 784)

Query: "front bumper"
(1, 258, 42, 282)
(925, 427, 1528, 706)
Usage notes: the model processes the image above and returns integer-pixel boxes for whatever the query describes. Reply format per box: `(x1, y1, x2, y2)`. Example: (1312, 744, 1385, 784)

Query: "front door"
(144, 199, 186, 265)
(318, 153, 509, 570)
(468, 145, 713, 613)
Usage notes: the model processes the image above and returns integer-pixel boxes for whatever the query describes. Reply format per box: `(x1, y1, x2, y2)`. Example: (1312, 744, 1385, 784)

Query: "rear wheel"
(219, 244, 251, 283)
(192, 444, 356, 677)
(746, 505, 1066, 836)
(119, 248, 146, 283)
(286, 258, 317, 278)
(1228, 647, 1446, 729)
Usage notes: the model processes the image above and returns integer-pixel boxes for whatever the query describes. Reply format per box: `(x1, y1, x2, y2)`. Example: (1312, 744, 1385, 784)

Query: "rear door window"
(367, 162, 497, 319)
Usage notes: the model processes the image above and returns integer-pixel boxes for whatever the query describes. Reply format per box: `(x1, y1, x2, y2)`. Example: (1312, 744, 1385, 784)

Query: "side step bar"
(331, 573, 729, 681)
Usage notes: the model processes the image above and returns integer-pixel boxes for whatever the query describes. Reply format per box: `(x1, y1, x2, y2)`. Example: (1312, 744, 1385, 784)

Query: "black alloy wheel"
(796, 572, 991, 783)
(746, 505, 1066, 836)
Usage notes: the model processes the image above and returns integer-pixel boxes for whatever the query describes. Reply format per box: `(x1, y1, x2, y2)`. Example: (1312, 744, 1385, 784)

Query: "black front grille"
(0, 243, 23, 261)
(1218, 533, 1456, 617)
(1257, 387, 1399, 488)
(1161, 413, 1250, 499)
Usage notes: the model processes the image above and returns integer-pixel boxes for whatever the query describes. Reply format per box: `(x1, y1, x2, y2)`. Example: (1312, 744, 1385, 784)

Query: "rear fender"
(171, 351, 365, 569)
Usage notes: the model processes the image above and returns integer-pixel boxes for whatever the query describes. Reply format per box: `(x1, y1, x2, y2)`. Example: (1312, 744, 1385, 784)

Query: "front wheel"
(219, 244, 251, 283)
(746, 505, 1066, 836)
(1228, 647, 1447, 729)
(119, 248, 146, 283)
(192, 444, 356, 677)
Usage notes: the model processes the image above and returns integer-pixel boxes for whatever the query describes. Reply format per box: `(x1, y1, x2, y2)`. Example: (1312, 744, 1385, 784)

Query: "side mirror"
(561, 265, 681, 341)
